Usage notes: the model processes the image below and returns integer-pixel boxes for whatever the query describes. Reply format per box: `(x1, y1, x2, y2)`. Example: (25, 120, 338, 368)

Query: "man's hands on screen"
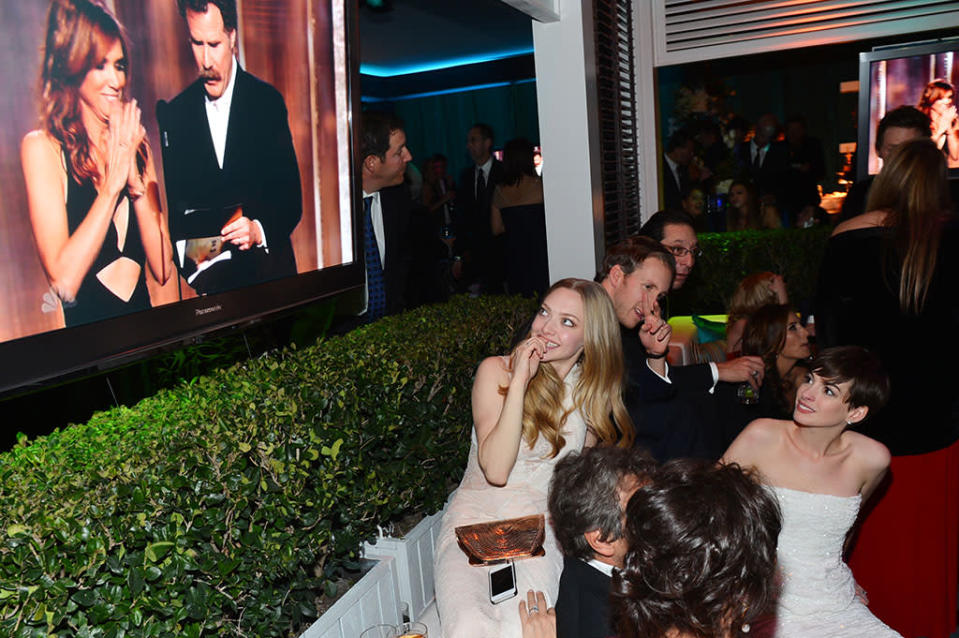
(221, 212, 262, 250)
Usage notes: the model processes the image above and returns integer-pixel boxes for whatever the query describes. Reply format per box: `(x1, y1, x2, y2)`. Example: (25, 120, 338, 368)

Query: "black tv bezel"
(857, 38, 959, 181)
(0, 0, 366, 398)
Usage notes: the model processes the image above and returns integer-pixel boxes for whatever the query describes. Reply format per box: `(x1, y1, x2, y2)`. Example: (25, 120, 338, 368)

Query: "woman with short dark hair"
(723, 346, 898, 637)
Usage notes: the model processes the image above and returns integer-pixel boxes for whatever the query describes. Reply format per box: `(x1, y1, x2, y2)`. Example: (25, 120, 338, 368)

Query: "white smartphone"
(488, 561, 518, 604)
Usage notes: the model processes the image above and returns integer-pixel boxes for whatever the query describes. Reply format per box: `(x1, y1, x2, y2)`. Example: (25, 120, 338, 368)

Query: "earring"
(742, 623, 751, 634)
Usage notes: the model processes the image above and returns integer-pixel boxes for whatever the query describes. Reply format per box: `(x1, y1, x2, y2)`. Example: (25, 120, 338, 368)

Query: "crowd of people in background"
(663, 112, 827, 232)
(357, 93, 959, 638)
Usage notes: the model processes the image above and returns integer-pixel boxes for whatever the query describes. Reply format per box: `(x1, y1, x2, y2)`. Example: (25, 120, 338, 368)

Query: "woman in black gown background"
(490, 138, 549, 299)
(815, 138, 959, 638)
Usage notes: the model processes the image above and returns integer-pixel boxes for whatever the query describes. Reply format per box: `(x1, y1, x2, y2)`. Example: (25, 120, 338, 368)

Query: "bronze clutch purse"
(454, 514, 546, 565)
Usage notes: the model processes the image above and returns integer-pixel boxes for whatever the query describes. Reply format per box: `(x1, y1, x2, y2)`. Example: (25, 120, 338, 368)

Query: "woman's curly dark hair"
(611, 459, 781, 638)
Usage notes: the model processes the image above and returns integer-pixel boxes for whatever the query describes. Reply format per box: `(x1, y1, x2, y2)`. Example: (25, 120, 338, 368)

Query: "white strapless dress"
(771, 486, 901, 637)
(434, 366, 586, 638)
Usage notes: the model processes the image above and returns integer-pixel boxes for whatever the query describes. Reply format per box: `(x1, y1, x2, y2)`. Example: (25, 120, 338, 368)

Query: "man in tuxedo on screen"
(159, 0, 301, 296)
(358, 111, 413, 321)
(549, 447, 655, 638)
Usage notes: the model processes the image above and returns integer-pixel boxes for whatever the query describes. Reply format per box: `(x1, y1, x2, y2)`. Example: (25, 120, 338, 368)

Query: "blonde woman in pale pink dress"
(434, 278, 638, 638)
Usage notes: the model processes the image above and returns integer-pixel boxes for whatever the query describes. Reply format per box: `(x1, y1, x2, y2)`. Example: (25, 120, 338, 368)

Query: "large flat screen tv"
(858, 38, 959, 179)
(0, 0, 363, 396)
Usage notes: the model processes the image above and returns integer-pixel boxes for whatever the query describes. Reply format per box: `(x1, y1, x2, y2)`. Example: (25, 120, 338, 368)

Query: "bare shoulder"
(832, 210, 885, 237)
(742, 417, 788, 442)
(722, 418, 786, 465)
(843, 430, 891, 470)
(21, 130, 60, 161)
(474, 355, 510, 387)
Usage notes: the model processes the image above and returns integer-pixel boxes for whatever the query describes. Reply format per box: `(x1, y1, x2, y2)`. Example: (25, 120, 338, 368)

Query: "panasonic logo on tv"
(195, 305, 223, 316)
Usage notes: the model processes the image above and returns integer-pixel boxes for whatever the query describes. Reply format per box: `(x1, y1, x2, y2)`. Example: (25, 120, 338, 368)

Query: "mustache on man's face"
(199, 68, 221, 81)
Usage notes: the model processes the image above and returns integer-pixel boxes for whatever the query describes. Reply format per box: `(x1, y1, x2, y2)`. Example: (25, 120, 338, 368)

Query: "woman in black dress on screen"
(21, 0, 171, 328)
(918, 78, 959, 168)
(816, 138, 959, 638)
(490, 138, 549, 298)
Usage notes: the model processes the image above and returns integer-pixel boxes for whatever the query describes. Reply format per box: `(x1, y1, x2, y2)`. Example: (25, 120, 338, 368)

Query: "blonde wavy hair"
(727, 272, 783, 326)
(508, 278, 633, 457)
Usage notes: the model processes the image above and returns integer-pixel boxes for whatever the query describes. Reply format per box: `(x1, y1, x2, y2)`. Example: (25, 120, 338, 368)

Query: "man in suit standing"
(549, 446, 656, 638)
(358, 111, 412, 321)
(161, 0, 301, 295)
(733, 113, 788, 206)
(661, 129, 694, 211)
(456, 123, 504, 293)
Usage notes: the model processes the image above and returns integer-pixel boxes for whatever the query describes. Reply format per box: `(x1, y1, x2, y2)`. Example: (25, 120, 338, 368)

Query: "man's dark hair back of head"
(597, 235, 675, 282)
(665, 128, 692, 153)
(470, 122, 494, 144)
(361, 111, 404, 161)
(548, 447, 656, 562)
(639, 209, 695, 243)
(612, 459, 781, 637)
(875, 106, 930, 153)
(177, 0, 237, 31)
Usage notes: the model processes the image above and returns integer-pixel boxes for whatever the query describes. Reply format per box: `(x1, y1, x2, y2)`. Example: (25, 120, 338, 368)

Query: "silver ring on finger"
(528, 605, 539, 615)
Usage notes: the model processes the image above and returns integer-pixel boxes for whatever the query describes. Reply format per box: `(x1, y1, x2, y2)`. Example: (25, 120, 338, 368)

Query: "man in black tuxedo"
(160, 0, 301, 296)
(549, 447, 656, 638)
(358, 111, 413, 320)
(732, 113, 789, 206)
(599, 228, 765, 461)
(661, 129, 694, 211)
(455, 123, 504, 293)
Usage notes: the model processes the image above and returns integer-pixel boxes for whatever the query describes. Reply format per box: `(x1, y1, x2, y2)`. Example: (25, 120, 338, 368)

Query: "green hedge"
(0, 295, 536, 637)
(669, 227, 831, 315)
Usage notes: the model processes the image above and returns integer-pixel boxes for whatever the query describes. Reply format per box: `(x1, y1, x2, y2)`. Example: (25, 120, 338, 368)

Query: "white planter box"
(299, 555, 401, 638)
(362, 506, 446, 622)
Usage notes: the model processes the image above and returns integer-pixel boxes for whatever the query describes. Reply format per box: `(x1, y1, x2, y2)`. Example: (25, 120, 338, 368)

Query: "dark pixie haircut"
(639, 208, 696, 242)
(875, 105, 930, 152)
(501, 137, 536, 186)
(470, 122, 494, 142)
(597, 235, 675, 282)
(177, 0, 237, 31)
(612, 460, 782, 638)
(360, 111, 404, 161)
(809, 346, 890, 416)
(548, 447, 656, 561)
(665, 128, 692, 153)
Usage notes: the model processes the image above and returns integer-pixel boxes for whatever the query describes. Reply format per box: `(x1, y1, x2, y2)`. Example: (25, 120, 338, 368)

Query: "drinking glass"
(393, 621, 428, 638)
(360, 624, 396, 638)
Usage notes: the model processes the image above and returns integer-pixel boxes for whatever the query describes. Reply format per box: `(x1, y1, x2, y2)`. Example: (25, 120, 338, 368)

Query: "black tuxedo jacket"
(621, 326, 721, 461)
(456, 159, 503, 247)
(159, 68, 301, 295)
(733, 140, 788, 200)
(376, 183, 412, 316)
(456, 160, 505, 291)
(556, 557, 613, 638)
(662, 155, 687, 210)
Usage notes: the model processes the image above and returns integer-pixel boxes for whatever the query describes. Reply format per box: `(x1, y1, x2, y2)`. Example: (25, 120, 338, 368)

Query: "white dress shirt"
(203, 60, 266, 248)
